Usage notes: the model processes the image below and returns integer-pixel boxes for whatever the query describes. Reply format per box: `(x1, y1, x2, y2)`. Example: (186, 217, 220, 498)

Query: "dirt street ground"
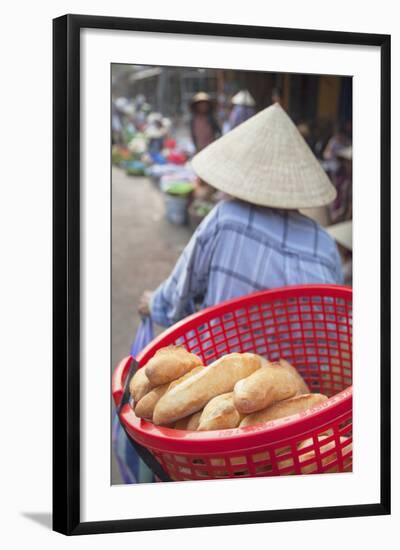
(111, 166, 192, 483)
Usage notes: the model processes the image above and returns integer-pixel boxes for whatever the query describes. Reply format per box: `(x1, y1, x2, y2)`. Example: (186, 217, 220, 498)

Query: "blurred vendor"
(323, 122, 350, 161)
(271, 86, 283, 106)
(139, 104, 343, 326)
(329, 146, 352, 223)
(228, 90, 256, 130)
(190, 92, 220, 152)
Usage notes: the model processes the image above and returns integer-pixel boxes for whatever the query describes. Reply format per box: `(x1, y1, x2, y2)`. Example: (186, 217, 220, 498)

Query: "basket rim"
(119, 386, 352, 454)
(114, 284, 352, 454)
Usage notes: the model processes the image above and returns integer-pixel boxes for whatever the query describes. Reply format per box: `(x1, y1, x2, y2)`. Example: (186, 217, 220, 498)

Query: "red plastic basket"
(113, 284, 352, 480)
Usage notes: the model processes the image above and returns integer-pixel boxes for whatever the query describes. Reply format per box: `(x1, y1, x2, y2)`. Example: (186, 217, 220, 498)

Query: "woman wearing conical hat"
(228, 89, 256, 130)
(139, 104, 344, 326)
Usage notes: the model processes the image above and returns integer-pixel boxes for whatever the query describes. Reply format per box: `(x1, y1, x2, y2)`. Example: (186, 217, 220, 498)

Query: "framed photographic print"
(53, 14, 391, 535)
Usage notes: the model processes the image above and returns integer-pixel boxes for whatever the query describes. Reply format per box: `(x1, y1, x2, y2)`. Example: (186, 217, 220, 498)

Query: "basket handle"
(114, 357, 173, 483)
(112, 356, 133, 408)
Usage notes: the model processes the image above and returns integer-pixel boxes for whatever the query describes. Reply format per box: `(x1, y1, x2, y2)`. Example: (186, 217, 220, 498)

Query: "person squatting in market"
(139, 103, 344, 325)
(145, 112, 168, 156)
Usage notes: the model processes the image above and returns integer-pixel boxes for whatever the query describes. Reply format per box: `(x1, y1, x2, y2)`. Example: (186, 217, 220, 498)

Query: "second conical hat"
(231, 90, 255, 107)
(191, 104, 336, 209)
(327, 220, 352, 250)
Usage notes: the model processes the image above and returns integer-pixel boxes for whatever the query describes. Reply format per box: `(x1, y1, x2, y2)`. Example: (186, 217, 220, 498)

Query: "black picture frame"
(53, 14, 391, 536)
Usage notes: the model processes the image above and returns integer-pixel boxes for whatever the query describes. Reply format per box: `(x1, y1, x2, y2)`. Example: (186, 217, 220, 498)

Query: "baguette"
(186, 411, 203, 431)
(173, 410, 203, 431)
(169, 368, 205, 429)
(279, 359, 309, 395)
(136, 366, 204, 423)
(173, 417, 191, 430)
(197, 393, 243, 431)
(168, 366, 204, 391)
(153, 352, 262, 426)
(239, 393, 328, 427)
(134, 383, 170, 420)
(129, 367, 152, 404)
(145, 345, 203, 386)
(233, 359, 309, 414)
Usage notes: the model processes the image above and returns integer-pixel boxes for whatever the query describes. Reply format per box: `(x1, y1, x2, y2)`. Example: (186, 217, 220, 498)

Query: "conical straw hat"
(326, 220, 352, 250)
(231, 90, 255, 107)
(191, 104, 336, 208)
(337, 146, 352, 161)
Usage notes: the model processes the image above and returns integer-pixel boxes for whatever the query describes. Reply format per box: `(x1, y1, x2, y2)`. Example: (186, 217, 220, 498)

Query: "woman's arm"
(149, 214, 218, 326)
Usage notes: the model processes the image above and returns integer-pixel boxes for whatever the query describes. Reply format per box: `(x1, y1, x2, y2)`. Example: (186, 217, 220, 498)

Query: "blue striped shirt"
(150, 199, 344, 326)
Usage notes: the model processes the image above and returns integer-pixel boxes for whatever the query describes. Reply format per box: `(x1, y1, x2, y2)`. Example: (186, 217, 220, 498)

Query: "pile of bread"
(129, 346, 329, 430)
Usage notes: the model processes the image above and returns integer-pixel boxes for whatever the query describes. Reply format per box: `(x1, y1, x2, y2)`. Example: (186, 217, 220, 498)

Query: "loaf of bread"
(145, 345, 203, 386)
(279, 359, 309, 395)
(239, 393, 328, 427)
(168, 366, 204, 391)
(173, 416, 191, 430)
(135, 365, 204, 421)
(129, 367, 153, 404)
(186, 411, 203, 430)
(173, 410, 203, 430)
(169, 369, 205, 429)
(233, 359, 309, 414)
(197, 393, 243, 431)
(134, 383, 170, 420)
(173, 417, 188, 430)
(153, 352, 262, 425)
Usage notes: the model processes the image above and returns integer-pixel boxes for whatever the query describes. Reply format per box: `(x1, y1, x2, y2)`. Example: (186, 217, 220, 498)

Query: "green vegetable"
(165, 182, 194, 196)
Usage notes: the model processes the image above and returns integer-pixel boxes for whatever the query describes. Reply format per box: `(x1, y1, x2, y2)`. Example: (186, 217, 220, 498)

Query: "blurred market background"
(111, 65, 352, 483)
